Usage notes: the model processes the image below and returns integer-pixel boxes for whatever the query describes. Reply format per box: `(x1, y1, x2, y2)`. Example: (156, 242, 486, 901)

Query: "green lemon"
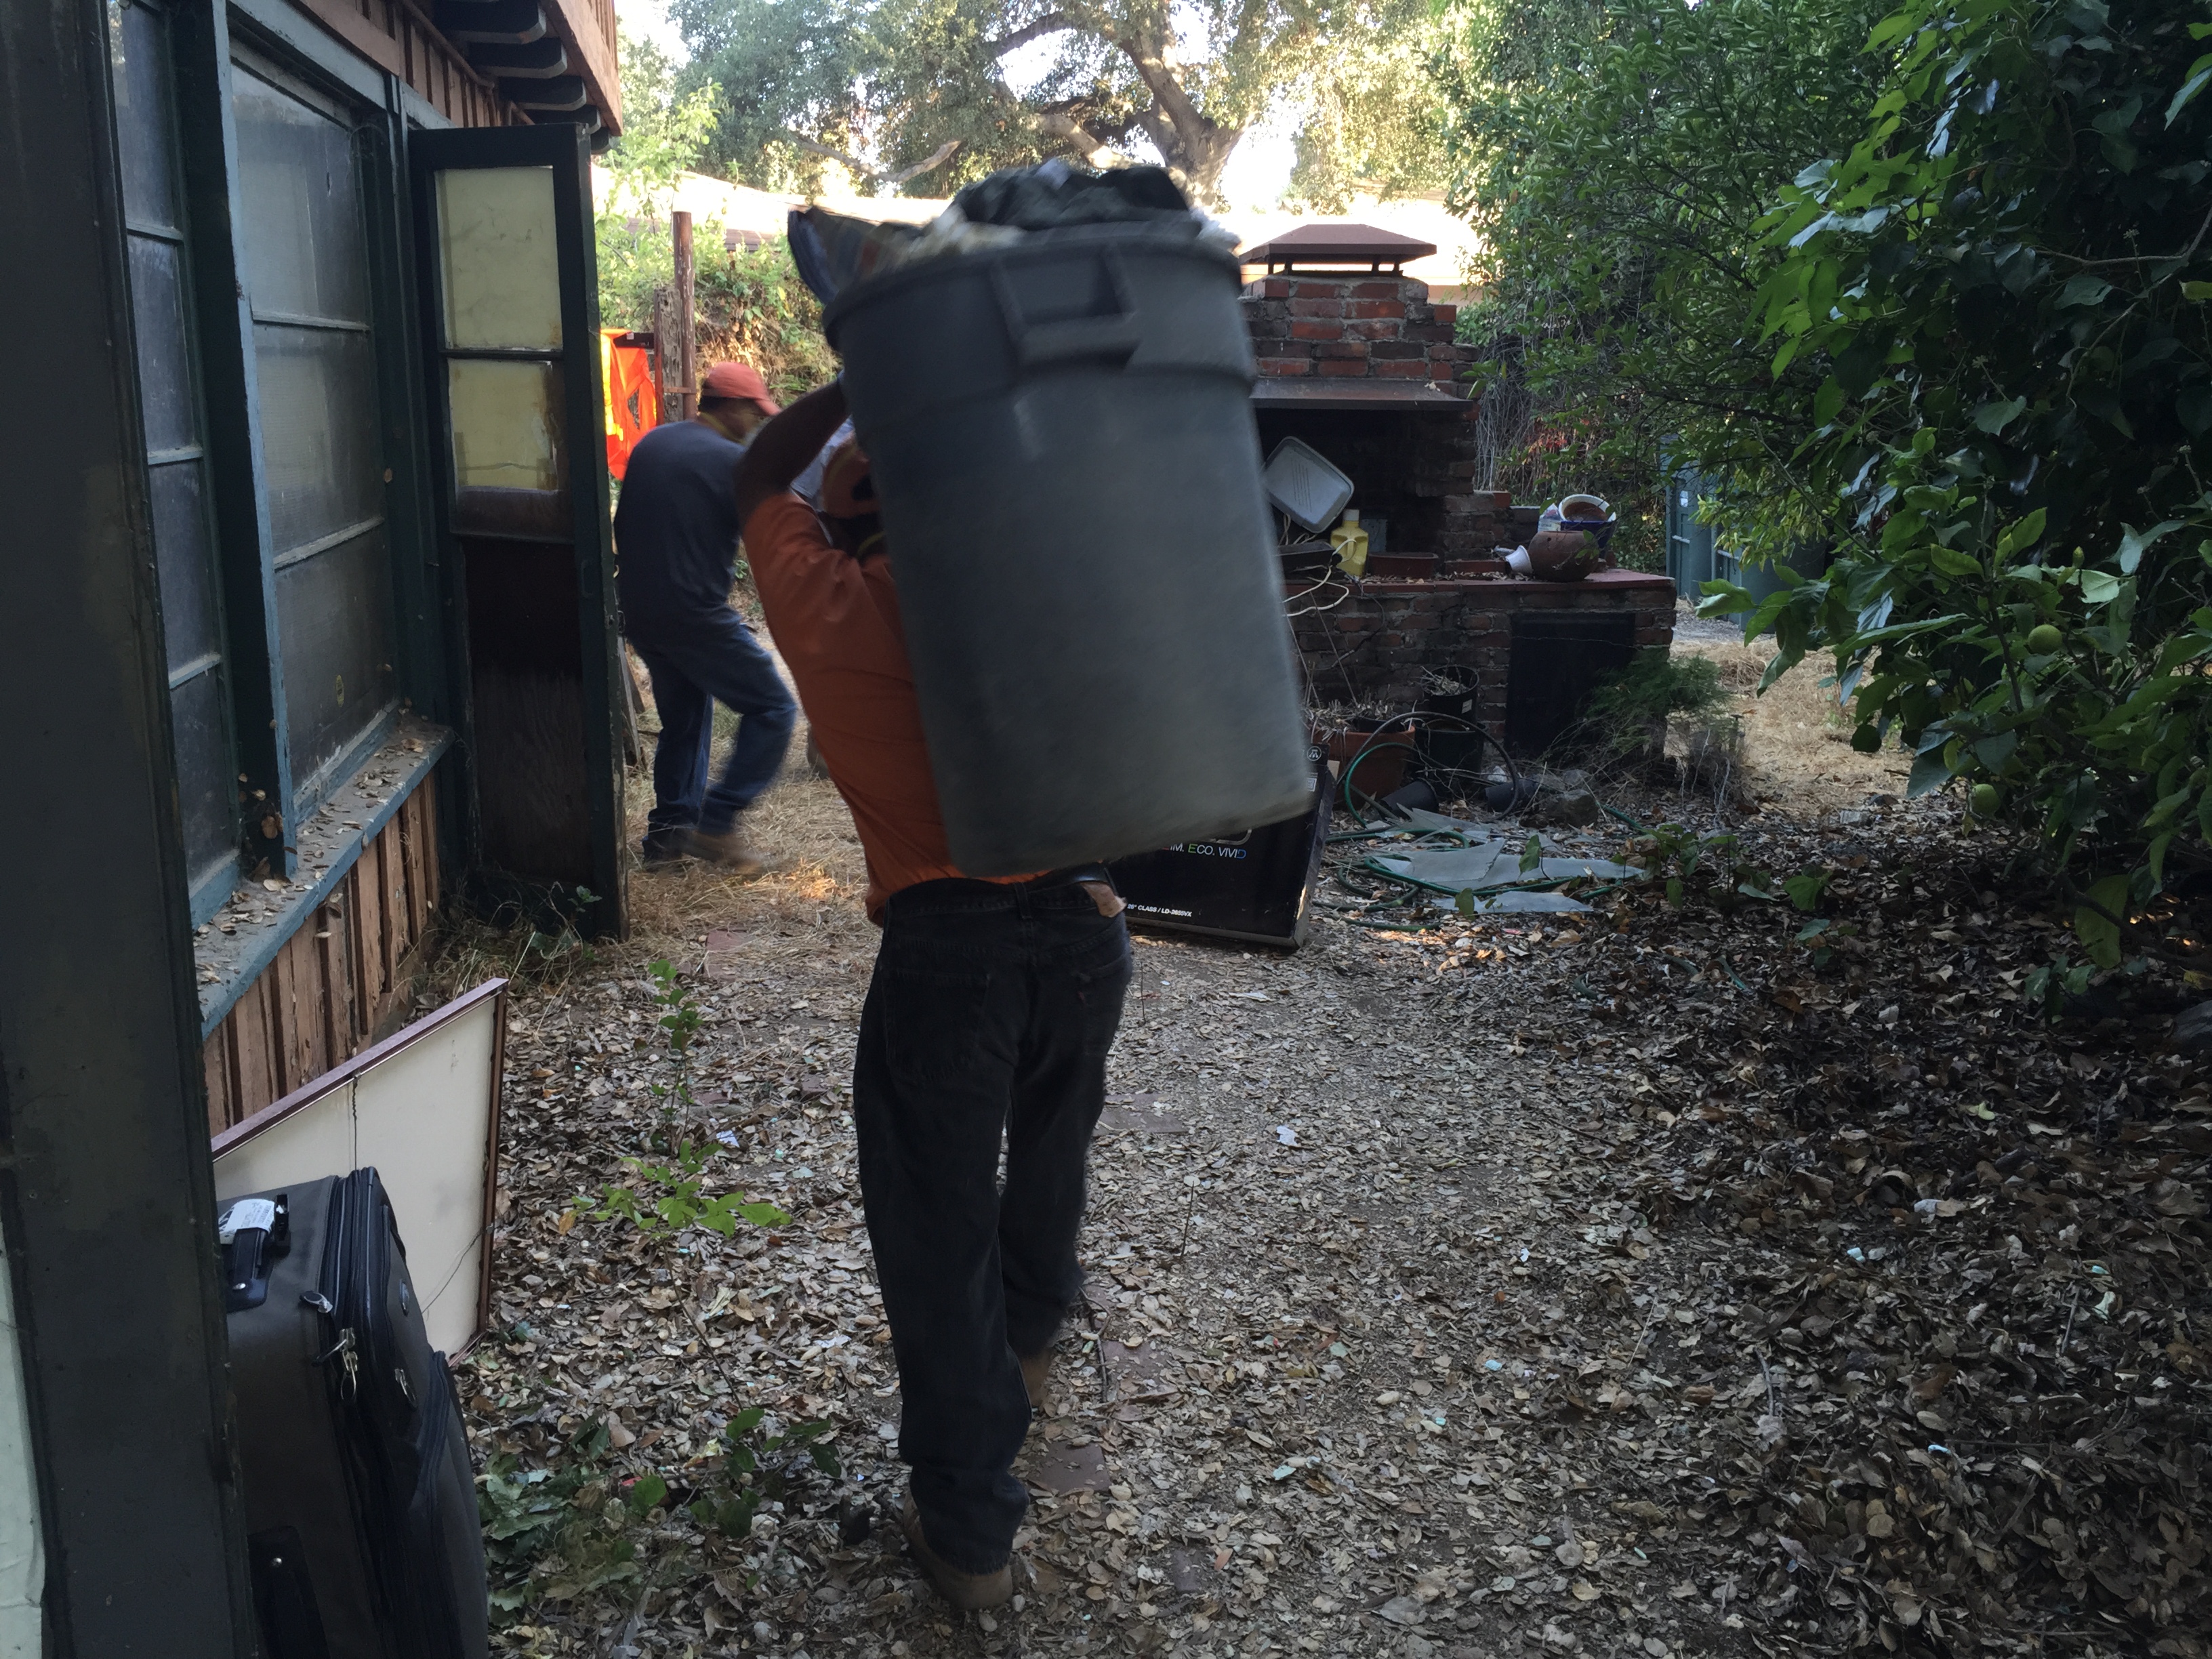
(1970, 783, 2001, 816)
(2026, 623, 2063, 654)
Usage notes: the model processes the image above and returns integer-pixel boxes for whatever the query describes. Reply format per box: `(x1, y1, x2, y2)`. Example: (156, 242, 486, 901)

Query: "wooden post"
(672, 209, 697, 422)
(649, 284, 678, 424)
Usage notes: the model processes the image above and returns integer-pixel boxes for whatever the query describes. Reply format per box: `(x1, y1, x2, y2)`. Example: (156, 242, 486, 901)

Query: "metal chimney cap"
(1240, 222, 1439, 272)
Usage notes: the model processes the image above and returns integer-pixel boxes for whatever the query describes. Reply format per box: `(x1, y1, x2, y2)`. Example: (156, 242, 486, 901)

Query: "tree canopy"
(1439, 0, 2212, 960)
(1436, 0, 1893, 514)
(1713, 0, 2212, 962)
(668, 0, 1445, 205)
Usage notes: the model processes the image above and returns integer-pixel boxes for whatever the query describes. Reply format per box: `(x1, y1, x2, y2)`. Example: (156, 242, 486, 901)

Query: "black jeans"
(854, 875, 1132, 1572)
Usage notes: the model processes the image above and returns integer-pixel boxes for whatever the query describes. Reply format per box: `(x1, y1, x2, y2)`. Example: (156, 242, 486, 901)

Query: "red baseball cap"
(700, 361, 781, 414)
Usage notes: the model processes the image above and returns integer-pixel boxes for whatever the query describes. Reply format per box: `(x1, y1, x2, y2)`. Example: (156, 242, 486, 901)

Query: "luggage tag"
(218, 1195, 289, 1314)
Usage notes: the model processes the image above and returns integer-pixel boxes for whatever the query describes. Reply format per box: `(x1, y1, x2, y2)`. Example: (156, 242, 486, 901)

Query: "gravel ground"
(462, 777, 2209, 1659)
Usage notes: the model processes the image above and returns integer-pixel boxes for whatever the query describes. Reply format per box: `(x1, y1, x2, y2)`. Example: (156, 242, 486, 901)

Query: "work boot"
(897, 1496, 1012, 1611)
(687, 824, 769, 876)
(1019, 1347, 1052, 1411)
(639, 829, 691, 868)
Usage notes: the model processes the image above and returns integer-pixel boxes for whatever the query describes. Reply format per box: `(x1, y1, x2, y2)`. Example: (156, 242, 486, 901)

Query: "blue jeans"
(626, 607, 796, 851)
(855, 876, 1132, 1573)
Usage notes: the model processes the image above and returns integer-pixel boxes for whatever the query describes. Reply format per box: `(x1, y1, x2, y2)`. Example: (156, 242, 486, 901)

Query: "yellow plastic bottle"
(1331, 509, 1370, 579)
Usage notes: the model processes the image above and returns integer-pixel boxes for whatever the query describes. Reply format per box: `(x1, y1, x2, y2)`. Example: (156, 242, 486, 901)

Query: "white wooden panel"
(352, 994, 498, 1355)
(212, 981, 504, 1357)
(212, 1082, 356, 1204)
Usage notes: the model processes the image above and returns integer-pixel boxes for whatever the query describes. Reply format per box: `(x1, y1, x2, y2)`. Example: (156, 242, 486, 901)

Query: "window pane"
(447, 358, 567, 536)
(171, 667, 238, 897)
(113, 1, 179, 232)
(437, 167, 562, 350)
(150, 461, 222, 668)
(276, 526, 396, 787)
(255, 323, 384, 555)
(232, 66, 369, 325)
(128, 234, 196, 455)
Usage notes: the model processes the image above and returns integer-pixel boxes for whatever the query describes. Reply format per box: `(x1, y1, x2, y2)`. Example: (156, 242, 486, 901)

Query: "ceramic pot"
(1527, 529, 1605, 581)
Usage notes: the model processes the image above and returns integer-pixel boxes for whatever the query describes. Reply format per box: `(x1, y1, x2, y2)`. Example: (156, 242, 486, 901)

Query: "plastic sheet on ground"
(1437, 887, 1598, 914)
(1372, 842, 1641, 889)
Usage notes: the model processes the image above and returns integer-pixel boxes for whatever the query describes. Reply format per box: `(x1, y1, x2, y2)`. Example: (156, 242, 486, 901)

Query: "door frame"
(409, 123, 626, 940)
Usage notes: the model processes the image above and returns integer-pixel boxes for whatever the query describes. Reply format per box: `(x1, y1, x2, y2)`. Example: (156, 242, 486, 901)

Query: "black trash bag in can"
(821, 166, 1311, 875)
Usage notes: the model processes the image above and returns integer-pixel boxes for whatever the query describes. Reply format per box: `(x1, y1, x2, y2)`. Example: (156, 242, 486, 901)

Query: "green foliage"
(670, 0, 1443, 205)
(2024, 951, 2096, 1017)
(1437, 0, 1891, 523)
(687, 1408, 841, 1552)
(647, 958, 700, 1052)
(605, 28, 722, 220)
(598, 24, 718, 327)
(594, 25, 837, 405)
(1582, 650, 1727, 757)
(478, 1407, 840, 1619)
(1640, 823, 1765, 909)
(1792, 914, 1864, 971)
(695, 241, 841, 407)
(478, 1422, 643, 1612)
(1782, 867, 1832, 913)
(1286, 7, 1453, 207)
(1704, 0, 2212, 924)
(592, 1140, 794, 1236)
(1604, 807, 1780, 909)
(596, 226, 836, 413)
(585, 961, 789, 1240)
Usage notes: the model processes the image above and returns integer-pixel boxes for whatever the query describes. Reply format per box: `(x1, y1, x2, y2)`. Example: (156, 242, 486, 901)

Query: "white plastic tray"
(1263, 436, 1355, 533)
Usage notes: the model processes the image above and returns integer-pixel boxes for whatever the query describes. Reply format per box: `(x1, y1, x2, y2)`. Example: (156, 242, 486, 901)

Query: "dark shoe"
(640, 831, 691, 867)
(1019, 1347, 1052, 1411)
(687, 824, 769, 876)
(897, 1496, 1012, 1611)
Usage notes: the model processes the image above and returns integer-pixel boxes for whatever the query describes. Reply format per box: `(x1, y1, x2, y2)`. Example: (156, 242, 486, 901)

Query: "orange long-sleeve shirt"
(741, 493, 1031, 921)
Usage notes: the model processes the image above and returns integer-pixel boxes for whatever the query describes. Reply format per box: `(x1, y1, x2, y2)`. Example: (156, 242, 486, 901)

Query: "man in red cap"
(613, 361, 798, 870)
(727, 380, 1131, 1613)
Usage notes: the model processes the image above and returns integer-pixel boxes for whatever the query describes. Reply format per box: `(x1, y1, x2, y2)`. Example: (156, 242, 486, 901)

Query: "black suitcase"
(220, 1169, 489, 1659)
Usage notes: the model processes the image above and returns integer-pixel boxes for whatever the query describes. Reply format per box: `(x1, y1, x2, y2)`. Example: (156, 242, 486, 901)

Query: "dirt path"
(468, 768, 1763, 1659)
(463, 764, 2211, 1659)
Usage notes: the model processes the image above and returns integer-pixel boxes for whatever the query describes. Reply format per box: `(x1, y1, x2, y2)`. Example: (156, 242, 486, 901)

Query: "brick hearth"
(1241, 266, 1675, 747)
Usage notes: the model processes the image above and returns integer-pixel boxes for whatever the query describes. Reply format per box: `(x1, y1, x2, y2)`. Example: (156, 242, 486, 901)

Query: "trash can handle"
(989, 246, 1141, 371)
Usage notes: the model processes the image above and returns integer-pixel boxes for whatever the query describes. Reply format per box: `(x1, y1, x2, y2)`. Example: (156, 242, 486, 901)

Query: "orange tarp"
(600, 330, 657, 480)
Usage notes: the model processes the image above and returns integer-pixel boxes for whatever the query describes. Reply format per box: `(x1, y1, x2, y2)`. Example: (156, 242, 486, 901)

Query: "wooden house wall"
(289, 0, 528, 129)
(202, 774, 442, 1134)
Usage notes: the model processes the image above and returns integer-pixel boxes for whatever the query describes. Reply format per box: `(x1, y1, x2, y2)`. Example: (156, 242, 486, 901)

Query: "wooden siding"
(545, 0, 621, 130)
(289, 0, 529, 129)
(202, 773, 443, 1134)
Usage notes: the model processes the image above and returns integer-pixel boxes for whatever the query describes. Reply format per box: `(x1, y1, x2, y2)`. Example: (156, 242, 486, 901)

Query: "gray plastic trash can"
(823, 223, 1313, 876)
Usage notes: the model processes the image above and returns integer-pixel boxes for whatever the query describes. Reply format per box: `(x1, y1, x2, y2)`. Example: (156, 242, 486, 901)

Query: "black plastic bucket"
(822, 224, 1312, 876)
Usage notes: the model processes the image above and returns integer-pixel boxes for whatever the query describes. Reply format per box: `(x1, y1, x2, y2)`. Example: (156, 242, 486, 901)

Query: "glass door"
(412, 125, 623, 939)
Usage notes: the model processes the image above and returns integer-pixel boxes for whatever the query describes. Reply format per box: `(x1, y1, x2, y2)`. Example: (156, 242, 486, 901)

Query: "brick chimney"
(1239, 270, 1509, 560)
(1240, 272, 1471, 391)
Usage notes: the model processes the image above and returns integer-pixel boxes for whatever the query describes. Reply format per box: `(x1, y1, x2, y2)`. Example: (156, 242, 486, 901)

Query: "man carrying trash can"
(730, 380, 1131, 1612)
(614, 361, 798, 871)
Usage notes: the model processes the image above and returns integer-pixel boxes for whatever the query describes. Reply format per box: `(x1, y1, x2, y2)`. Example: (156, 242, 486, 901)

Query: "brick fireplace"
(1237, 242, 1675, 754)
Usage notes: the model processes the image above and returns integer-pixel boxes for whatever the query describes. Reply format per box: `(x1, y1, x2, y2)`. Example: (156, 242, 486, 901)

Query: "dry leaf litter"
(451, 715, 2211, 1659)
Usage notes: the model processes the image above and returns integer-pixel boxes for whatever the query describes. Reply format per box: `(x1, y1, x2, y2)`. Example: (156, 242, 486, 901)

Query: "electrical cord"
(1330, 708, 1524, 818)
